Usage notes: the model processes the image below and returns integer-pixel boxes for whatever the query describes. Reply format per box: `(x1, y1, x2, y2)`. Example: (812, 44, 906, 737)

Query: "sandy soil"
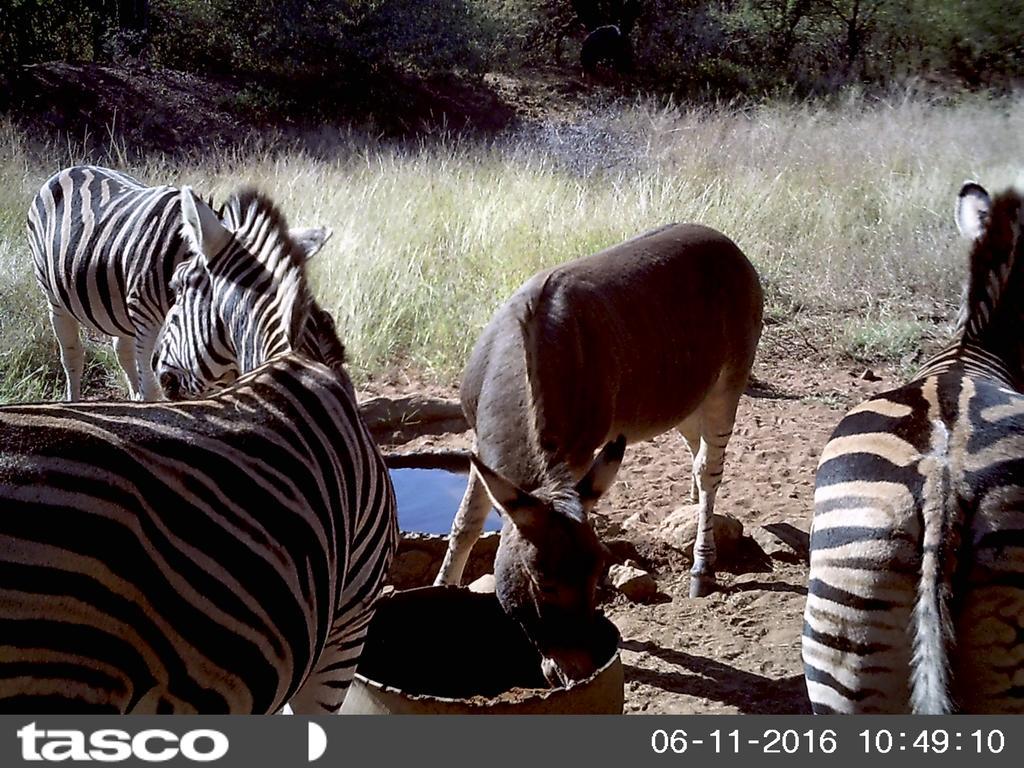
(363, 357, 900, 715)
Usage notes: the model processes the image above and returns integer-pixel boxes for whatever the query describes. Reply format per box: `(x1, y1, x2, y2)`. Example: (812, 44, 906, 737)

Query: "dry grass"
(1, 90, 1022, 402)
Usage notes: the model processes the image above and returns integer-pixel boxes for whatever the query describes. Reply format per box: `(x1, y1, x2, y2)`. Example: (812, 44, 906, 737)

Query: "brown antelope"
(435, 222, 763, 685)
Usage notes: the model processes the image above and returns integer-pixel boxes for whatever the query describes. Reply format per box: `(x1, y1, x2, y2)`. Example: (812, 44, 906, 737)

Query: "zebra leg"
(434, 469, 492, 586)
(687, 388, 740, 598)
(112, 335, 141, 399)
(49, 307, 84, 401)
(677, 411, 703, 503)
(134, 333, 162, 401)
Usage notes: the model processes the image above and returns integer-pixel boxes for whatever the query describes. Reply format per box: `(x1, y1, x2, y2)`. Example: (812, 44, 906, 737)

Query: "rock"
(607, 564, 658, 603)
(660, 511, 744, 564)
(621, 507, 666, 533)
(388, 549, 435, 587)
(386, 531, 500, 589)
(383, 450, 470, 472)
(603, 537, 642, 566)
(468, 573, 495, 593)
(859, 368, 881, 382)
(358, 395, 468, 444)
(750, 522, 810, 563)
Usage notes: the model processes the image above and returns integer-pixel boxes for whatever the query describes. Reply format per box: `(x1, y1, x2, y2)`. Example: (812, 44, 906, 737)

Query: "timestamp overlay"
(1, 715, 1022, 767)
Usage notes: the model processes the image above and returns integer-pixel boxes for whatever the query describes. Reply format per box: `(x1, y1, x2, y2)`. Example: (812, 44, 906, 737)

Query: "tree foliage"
(1, 0, 1019, 96)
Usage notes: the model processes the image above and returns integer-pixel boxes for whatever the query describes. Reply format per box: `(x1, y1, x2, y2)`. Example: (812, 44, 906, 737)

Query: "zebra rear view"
(1, 188, 397, 713)
(803, 182, 1024, 714)
(25, 166, 331, 401)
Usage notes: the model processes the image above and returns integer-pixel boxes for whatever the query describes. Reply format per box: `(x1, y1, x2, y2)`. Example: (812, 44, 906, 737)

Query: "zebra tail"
(909, 442, 960, 714)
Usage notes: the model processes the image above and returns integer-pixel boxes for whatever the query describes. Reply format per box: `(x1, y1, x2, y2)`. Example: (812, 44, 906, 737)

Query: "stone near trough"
(750, 522, 810, 564)
(387, 531, 500, 590)
(358, 394, 468, 444)
(661, 511, 744, 563)
(468, 573, 496, 593)
(603, 536, 642, 566)
(389, 549, 435, 586)
(607, 564, 658, 603)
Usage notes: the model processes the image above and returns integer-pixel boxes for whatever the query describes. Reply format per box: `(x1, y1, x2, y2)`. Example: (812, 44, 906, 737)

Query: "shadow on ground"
(622, 639, 811, 714)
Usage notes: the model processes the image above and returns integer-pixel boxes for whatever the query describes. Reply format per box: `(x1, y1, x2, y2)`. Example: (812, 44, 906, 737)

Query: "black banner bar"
(0, 716, 1020, 767)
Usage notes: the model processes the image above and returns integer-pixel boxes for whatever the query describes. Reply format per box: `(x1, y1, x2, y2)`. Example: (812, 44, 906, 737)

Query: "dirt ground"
(362, 356, 900, 715)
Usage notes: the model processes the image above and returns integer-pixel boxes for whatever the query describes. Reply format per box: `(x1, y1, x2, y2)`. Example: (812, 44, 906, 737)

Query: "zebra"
(25, 165, 331, 401)
(0, 189, 397, 714)
(802, 181, 1024, 714)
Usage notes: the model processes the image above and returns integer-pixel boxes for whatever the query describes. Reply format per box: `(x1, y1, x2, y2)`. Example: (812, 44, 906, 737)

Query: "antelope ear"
(470, 455, 550, 535)
(180, 188, 232, 263)
(576, 435, 626, 512)
(955, 181, 991, 241)
(290, 226, 333, 259)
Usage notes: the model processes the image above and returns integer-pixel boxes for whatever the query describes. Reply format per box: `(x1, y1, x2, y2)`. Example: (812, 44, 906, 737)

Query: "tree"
(817, 0, 885, 76)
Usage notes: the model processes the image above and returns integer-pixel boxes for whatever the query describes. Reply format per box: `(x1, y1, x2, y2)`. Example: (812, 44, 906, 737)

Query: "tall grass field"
(1, 92, 1022, 403)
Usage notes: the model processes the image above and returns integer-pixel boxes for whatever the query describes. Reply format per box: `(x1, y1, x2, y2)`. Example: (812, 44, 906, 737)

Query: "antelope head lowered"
(472, 434, 625, 687)
(438, 222, 763, 685)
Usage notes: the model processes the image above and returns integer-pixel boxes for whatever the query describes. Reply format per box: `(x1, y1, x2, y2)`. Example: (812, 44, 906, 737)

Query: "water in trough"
(389, 468, 502, 534)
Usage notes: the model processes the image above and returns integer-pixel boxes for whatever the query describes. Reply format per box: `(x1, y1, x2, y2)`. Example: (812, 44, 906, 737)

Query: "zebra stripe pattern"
(0, 354, 396, 713)
(157, 185, 398, 712)
(1, 187, 397, 713)
(25, 165, 332, 402)
(803, 182, 1024, 714)
(156, 188, 336, 399)
(26, 165, 189, 401)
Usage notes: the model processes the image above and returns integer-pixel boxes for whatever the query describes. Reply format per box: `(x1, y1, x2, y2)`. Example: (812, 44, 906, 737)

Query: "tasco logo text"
(17, 723, 229, 762)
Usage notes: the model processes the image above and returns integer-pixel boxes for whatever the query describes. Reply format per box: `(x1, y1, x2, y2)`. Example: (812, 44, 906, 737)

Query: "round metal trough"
(340, 586, 624, 714)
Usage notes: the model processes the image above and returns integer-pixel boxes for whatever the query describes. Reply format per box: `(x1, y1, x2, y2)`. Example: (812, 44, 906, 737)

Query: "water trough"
(341, 586, 624, 714)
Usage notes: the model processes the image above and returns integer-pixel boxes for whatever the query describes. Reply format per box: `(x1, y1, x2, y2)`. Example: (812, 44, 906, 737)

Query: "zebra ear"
(180, 187, 232, 262)
(290, 227, 333, 260)
(955, 182, 991, 241)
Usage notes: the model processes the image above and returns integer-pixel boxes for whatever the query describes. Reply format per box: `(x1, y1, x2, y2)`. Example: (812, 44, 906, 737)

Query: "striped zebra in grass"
(26, 165, 331, 401)
(0, 189, 397, 714)
(155, 189, 338, 398)
(803, 182, 1024, 714)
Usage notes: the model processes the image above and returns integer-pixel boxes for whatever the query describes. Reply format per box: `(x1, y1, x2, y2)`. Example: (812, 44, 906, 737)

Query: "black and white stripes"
(155, 187, 333, 398)
(0, 354, 396, 713)
(25, 166, 332, 402)
(3, 185, 397, 713)
(26, 166, 189, 401)
(803, 183, 1024, 714)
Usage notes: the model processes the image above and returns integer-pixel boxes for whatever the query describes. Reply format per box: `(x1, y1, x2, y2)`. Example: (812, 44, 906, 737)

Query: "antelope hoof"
(688, 573, 716, 598)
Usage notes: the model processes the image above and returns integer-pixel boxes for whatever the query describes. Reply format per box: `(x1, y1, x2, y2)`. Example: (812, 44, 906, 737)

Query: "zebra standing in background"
(803, 182, 1024, 714)
(26, 166, 331, 400)
(156, 187, 346, 397)
(0, 187, 397, 713)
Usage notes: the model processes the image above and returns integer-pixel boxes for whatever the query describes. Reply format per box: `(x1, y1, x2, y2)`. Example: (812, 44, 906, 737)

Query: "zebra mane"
(958, 189, 1023, 342)
(219, 187, 315, 350)
(302, 302, 348, 369)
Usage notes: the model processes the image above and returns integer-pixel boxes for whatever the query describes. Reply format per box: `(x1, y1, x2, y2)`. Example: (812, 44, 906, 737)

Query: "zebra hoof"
(688, 574, 716, 598)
